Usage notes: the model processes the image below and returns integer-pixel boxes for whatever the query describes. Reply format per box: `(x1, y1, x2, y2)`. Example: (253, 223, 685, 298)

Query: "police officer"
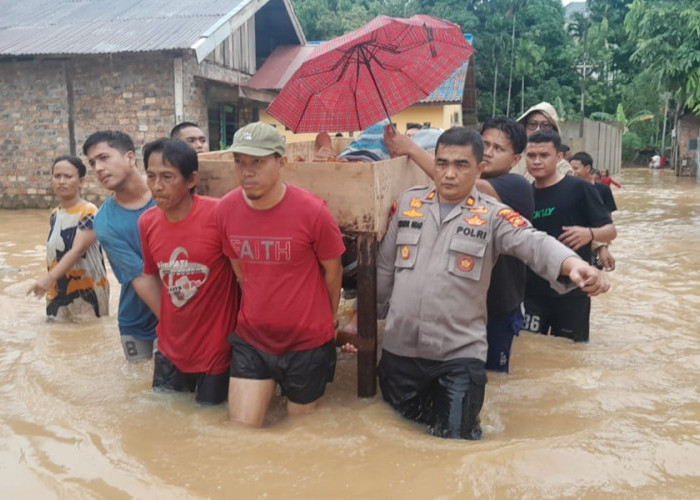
(376, 126, 610, 440)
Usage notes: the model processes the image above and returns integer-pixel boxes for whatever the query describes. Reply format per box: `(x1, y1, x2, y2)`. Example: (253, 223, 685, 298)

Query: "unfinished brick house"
(0, 0, 305, 207)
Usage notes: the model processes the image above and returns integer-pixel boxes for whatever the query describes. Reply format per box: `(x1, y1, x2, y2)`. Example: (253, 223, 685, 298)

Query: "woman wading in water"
(29, 155, 109, 320)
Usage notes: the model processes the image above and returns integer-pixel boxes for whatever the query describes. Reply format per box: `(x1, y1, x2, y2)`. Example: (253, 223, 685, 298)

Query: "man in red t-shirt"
(137, 138, 237, 405)
(215, 122, 344, 427)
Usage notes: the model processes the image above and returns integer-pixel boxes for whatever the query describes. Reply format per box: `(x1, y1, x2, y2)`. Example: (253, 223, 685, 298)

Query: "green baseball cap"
(229, 122, 286, 157)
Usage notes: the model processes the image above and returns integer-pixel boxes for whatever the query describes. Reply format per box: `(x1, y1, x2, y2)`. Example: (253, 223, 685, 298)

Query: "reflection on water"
(1, 169, 699, 498)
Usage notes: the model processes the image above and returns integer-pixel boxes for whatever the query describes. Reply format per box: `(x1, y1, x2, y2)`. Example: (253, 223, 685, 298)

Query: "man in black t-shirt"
(570, 152, 617, 271)
(524, 131, 617, 342)
(475, 117, 533, 372)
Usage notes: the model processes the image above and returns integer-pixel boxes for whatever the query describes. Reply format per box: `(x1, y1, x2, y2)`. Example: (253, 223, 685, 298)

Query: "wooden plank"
(355, 233, 377, 398)
(197, 139, 431, 235)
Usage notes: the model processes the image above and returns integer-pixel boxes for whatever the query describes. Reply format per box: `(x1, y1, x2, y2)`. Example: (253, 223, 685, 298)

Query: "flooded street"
(1, 168, 699, 498)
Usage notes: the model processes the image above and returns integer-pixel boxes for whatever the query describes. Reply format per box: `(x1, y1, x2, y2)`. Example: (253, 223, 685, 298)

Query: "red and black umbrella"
(267, 15, 473, 133)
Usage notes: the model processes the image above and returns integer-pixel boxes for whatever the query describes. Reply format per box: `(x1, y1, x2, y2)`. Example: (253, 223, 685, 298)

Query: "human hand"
(383, 125, 414, 158)
(567, 260, 610, 296)
(559, 225, 593, 251)
(596, 246, 616, 271)
(28, 276, 52, 297)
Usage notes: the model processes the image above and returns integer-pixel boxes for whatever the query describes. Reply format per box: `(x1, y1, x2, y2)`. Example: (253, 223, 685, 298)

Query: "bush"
(622, 132, 644, 162)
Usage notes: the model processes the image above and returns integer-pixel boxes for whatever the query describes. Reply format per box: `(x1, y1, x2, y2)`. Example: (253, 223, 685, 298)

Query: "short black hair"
(406, 122, 421, 131)
(170, 122, 202, 139)
(52, 155, 87, 178)
(559, 143, 570, 154)
(435, 126, 484, 163)
(571, 151, 594, 167)
(527, 129, 561, 152)
(143, 138, 199, 194)
(480, 116, 527, 154)
(82, 130, 135, 156)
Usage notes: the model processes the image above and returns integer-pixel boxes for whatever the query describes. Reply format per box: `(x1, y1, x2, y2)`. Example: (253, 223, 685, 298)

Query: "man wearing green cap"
(215, 122, 345, 427)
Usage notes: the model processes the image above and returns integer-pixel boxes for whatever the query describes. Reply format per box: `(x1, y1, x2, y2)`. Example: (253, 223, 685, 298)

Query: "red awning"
(245, 45, 317, 90)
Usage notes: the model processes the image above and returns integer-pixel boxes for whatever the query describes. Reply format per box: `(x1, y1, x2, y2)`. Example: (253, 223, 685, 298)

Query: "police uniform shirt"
(377, 186, 579, 363)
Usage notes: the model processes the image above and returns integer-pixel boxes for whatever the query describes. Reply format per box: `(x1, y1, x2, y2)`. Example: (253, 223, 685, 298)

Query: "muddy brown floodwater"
(1, 168, 699, 498)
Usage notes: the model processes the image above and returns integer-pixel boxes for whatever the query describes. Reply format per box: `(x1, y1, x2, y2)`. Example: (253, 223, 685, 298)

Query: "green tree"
(625, 0, 700, 163)
(514, 39, 545, 116)
(590, 103, 654, 133)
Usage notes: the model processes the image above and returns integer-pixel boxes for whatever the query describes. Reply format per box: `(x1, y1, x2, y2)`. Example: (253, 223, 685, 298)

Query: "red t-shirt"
(139, 196, 237, 374)
(215, 184, 345, 355)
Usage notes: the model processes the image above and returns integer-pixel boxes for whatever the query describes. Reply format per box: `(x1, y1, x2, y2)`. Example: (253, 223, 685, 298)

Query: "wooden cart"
(197, 139, 431, 397)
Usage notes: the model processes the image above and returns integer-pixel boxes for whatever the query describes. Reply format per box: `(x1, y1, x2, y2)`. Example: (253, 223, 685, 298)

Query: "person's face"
(434, 144, 483, 203)
(234, 153, 285, 201)
(526, 141, 561, 182)
(51, 160, 84, 201)
(86, 142, 136, 192)
(145, 152, 196, 215)
(524, 112, 555, 135)
(480, 128, 520, 178)
(570, 159, 590, 179)
(178, 126, 209, 153)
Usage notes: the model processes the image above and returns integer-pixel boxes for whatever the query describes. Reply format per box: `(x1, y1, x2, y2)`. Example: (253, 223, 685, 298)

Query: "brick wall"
(1, 52, 261, 209)
(0, 53, 177, 208)
(0, 60, 71, 208)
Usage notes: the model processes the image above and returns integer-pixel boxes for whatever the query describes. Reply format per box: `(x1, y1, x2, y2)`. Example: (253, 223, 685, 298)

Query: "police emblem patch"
(457, 255, 474, 272)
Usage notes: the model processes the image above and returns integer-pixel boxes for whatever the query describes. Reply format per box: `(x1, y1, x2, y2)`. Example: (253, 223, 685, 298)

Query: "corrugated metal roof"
(0, 0, 248, 56)
(245, 45, 316, 89)
(420, 60, 468, 104)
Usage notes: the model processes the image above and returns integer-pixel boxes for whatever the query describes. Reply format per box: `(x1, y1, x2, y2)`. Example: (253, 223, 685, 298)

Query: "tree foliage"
(289, 0, 700, 152)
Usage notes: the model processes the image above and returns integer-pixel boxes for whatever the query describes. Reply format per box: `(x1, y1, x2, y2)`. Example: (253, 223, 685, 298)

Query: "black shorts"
(378, 350, 486, 440)
(152, 351, 229, 405)
(485, 306, 524, 373)
(229, 334, 336, 405)
(523, 294, 591, 342)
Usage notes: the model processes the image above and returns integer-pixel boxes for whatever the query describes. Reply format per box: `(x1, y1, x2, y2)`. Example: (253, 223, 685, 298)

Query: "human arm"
(608, 177, 621, 189)
(559, 223, 617, 251)
(475, 179, 500, 200)
(228, 258, 243, 283)
(319, 257, 342, 318)
(560, 256, 610, 296)
(29, 226, 97, 297)
(384, 125, 435, 179)
(376, 200, 400, 318)
(132, 273, 162, 319)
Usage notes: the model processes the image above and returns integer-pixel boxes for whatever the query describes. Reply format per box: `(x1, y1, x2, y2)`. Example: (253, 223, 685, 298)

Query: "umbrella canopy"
(267, 15, 473, 133)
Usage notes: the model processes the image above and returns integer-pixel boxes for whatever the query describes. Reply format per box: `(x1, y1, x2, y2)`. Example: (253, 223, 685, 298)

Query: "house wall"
(0, 53, 180, 208)
(678, 113, 699, 159)
(258, 103, 463, 146)
(677, 113, 699, 178)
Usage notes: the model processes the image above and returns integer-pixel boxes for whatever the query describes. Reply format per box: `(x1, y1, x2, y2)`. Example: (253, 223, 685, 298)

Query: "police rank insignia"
(465, 196, 475, 207)
(464, 214, 487, 226)
(400, 245, 411, 260)
(497, 208, 529, 228)
(457, 255, 474, 272)
(426, 190, 436, 200)
(402, 197, 424, 218)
